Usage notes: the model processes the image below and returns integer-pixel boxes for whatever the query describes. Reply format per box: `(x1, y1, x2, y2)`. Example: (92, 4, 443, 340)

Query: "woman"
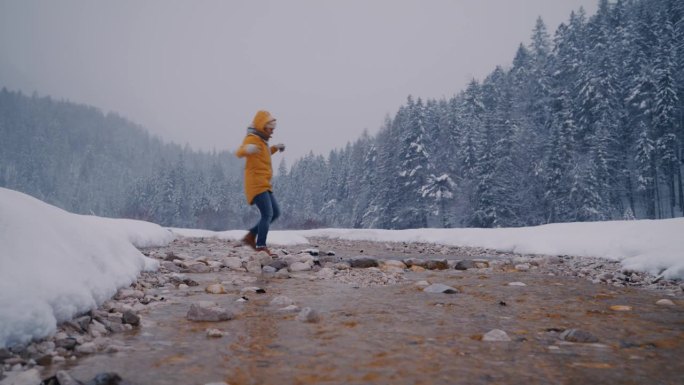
(235, 110, 285, 257)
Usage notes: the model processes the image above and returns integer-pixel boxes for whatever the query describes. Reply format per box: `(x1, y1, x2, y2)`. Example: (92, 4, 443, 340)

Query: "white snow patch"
(0, 188, 173, 348)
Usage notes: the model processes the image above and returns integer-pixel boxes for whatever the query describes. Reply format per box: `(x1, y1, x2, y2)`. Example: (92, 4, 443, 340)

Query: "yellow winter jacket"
(235, 111, 279, 204)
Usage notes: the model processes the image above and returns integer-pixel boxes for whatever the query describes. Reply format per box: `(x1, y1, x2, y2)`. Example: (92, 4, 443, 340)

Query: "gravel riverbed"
(1, 237, 682, 385)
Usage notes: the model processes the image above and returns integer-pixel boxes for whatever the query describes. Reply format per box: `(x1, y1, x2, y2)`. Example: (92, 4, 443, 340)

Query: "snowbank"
(296, 220, 684, 279)
(0, 188, 173, 348)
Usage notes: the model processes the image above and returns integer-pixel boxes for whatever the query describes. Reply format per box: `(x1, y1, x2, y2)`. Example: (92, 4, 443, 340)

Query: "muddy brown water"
(48, 238, 684, 385)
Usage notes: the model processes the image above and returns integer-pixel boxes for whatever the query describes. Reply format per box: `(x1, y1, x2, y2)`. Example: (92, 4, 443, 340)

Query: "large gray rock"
(187, 302, 234, 322)
(349, 256, 379, 268)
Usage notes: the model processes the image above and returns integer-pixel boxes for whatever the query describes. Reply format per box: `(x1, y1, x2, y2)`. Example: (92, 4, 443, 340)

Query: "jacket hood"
(251, 110, 275, 133)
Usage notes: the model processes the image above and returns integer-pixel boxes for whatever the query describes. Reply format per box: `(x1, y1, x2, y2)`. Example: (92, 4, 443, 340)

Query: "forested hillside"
(0, 89, 251, 229)
(277, 0, 684, 228)
(2, 0, 682, 230)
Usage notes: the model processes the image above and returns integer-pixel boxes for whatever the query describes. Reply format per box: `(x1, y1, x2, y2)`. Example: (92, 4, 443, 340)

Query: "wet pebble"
(268, 260, 289, 270)
(205, 284, 227, 294)
(222, 257, 243, 270)
(55, 337, 78, 350)
(278, 305, 300, 313)
(289, 262, 312, 272)
(454, 260, 476, 270)
(121, 311, 141, 326)
(560, 329, 599, 343)
(296, 307, 320, 323)
(274, 269, 291, 279)
(515, 263, 531, 272)
(76, 342, 98, 354)
(423, 283, 459, 294)
(270, 296, 295, 307)
(262, 266, 277, 274)
(187, 302, 234, 322)
(116, 289, 144, 300)
(205, 329, 226, 338)
(508, 282, 527, 287)
(240, 287, 265, 294)
(656, 299, 675, 306)
(482, 329, 511, 342)
(609, 305, 633, 312)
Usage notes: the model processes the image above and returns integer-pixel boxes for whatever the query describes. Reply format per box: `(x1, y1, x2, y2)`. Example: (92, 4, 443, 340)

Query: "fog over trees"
(1, 0, 682, 229)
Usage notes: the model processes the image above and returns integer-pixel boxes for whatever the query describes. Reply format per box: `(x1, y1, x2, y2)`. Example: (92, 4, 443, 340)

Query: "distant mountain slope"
(0, 88, 248, 229)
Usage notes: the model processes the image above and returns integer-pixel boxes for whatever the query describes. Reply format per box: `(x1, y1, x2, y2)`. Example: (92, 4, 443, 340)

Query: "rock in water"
(270, 295, 295, 307)
(121, 311, 140, 326)
(482, 329, 511, 342)
(656, 299, 675, 306)
(187, 302, 233, 322)
(560, 329, 599, 343)
(423, 283, 459, 294)
(296, 307, 320, 323)
(454, 260, 477, 270)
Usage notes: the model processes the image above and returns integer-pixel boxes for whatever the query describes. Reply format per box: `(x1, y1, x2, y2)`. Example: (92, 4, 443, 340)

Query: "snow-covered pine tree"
(394, 96, 432, 229)
(363, 117, 399, 228)
(652, 11, 680, 217)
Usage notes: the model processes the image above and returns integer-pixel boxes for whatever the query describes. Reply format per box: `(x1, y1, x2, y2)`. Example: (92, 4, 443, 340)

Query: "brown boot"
(241, 232, 256, 249)
(256, 246, 278, 258)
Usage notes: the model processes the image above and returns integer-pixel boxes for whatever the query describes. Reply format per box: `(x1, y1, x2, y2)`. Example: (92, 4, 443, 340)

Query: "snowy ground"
(1, 186, 683, 348)
(172, 219, 684, 280)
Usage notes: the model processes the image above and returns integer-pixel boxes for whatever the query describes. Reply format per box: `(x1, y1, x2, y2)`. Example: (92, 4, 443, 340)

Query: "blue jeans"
(249, 191, 280, 247)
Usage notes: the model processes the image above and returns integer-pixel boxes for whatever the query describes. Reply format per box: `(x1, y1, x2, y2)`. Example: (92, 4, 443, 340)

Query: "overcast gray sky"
(0, 0, 598, 163)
